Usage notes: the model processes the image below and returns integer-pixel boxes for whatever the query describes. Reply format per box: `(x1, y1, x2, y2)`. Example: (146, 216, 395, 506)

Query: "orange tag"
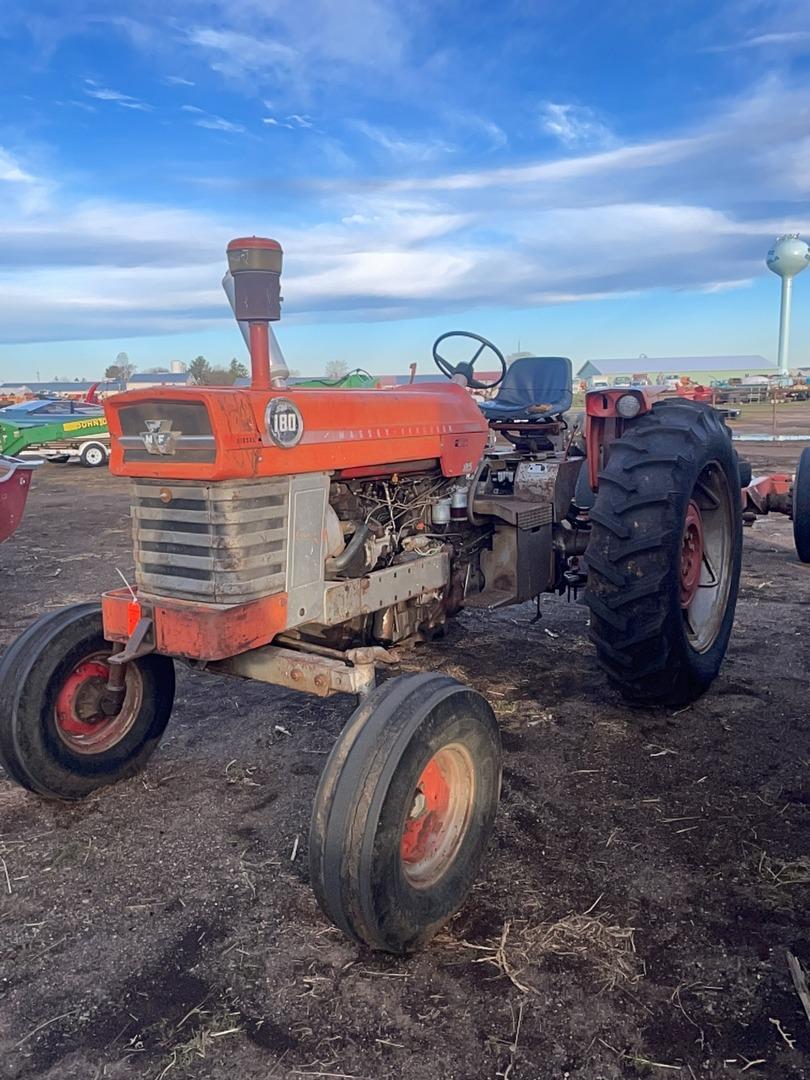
(127, 601, 141, 635)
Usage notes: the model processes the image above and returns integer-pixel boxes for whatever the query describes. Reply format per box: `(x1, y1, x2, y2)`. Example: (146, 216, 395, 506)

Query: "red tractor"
(0, 239, 746, 953)
(743, 450, 810, 563)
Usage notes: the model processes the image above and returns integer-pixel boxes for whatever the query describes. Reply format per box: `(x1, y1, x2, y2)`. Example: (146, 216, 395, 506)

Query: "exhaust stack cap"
(227, 236, 283, 275)
(226, 237, 283, 322)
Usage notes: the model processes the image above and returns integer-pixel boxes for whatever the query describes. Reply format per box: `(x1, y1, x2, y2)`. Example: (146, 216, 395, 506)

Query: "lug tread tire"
(793, 448, 810, 563)
(309, 673, 501, 954)
(0, 603, 174, 800)
(585, 400, 742, 707)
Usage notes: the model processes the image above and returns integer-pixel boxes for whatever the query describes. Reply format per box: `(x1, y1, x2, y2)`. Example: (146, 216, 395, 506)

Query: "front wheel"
(586, 400, 742, 707)
(793, 448, 810, 563)
(0, 603, 175, 799)
(309, 673, 501, 953)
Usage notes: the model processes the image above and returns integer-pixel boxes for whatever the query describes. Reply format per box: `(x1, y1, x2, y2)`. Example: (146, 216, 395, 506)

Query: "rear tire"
(309, 673, 501, 953)
(0, 603, 174, 799)
(793, 447, 810, 563)
(585, 400, 742, 707)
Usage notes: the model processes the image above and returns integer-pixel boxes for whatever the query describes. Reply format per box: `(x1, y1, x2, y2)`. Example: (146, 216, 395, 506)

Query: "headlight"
(616, 393, 642, 418)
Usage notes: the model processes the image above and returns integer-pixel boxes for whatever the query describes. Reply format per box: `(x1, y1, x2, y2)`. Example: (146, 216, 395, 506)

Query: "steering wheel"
(432, 331, 507, 390)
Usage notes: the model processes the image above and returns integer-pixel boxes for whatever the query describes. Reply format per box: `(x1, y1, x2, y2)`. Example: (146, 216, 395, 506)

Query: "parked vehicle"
(0, 398, 104, 427)
(0, 402, 110, 467)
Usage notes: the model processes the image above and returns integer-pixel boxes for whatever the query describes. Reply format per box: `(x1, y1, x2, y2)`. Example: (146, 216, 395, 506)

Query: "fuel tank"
(104, 382, 489, 483)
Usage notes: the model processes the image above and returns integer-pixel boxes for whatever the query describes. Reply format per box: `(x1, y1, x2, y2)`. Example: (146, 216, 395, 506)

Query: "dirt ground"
(1, 404, 809, 1080)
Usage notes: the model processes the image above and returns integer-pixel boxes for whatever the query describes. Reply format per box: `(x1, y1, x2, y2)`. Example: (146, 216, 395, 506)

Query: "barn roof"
(128, 372, 192, 384)
(0, 380, 123, 393)
(577, 355, 773, 377)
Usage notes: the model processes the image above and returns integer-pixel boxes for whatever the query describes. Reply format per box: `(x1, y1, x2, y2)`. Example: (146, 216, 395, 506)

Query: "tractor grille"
(131, 478, 289, 604)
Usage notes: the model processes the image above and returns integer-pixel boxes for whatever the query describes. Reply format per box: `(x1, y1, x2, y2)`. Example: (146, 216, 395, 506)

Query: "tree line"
(104, 353, 249, 385)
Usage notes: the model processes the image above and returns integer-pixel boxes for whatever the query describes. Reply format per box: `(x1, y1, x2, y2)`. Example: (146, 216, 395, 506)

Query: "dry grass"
(463, 903, 644, 994)
(757, 852, 810, 887)
(152, 1006, 243, 1079)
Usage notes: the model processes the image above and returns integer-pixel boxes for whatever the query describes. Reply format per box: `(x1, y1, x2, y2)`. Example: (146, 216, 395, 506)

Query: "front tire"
(793, 447, 810, 563)
(0, 603, 174, 799)
(309, 673, 501, 953)
(585, 400, 742, 707)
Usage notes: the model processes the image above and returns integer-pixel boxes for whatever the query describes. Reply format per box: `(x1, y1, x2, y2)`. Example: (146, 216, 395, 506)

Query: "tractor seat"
(479, 356, 573, 421)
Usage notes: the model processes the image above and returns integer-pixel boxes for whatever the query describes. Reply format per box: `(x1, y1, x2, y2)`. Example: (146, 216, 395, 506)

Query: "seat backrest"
(494, 356, 573, 412)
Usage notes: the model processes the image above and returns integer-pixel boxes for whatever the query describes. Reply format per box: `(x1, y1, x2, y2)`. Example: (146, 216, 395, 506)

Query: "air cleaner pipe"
(225, 237, 286, 390)
(248, 322, 272, 391)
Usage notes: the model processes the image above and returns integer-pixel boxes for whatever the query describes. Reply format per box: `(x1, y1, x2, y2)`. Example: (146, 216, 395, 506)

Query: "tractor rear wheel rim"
(680, 501, 704, 608)
(681, 461, 734, 653)
(54, 652, 143, 754)
(400, 743, 476, 889)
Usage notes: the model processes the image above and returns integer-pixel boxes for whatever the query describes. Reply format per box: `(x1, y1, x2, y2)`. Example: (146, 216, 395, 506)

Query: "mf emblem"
(141, 419, 179, 455)
(265, 397, 304, 448)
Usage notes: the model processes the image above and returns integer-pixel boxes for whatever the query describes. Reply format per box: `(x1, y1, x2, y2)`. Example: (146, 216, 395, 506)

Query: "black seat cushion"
(480, 356, 573, 421)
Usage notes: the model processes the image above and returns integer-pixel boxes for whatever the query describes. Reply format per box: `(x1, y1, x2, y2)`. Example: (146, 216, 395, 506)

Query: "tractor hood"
(104, 383, 488, 483)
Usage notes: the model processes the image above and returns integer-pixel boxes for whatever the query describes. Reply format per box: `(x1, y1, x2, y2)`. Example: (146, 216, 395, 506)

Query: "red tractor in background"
(0, 239, 751, 953)
(743, 451, 810, 563)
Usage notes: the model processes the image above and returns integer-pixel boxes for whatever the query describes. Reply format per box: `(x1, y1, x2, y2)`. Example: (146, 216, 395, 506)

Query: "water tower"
(766, 234, 810, 377)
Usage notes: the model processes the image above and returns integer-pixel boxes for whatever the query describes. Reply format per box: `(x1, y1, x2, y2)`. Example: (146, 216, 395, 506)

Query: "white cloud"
(351, 120, 455, 161)
(84, 81, 152, 111)
(0, 148, 33, 183)
(380, 136, 701, 192)
(164, 74, 195, 86)
(539, 102, 615, 149)
(186, 27, 299, 82)
(441, 110, 507, 152)
(263, 113, 318, 134)
(181, 105, 246, 134)
(704, 1, 810, 53)
(2, 79, 810, 343)
(698, 279, 755, 293)
(740, 30, 810, 47)
(178, 0, 413, 100)
(706, 30, 810, 52)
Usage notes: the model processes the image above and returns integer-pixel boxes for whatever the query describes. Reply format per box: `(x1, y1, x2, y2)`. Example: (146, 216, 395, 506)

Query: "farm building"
(125, 372, 197, 391)
(577, 355, 775, 386)
(0, 379, 124, 397)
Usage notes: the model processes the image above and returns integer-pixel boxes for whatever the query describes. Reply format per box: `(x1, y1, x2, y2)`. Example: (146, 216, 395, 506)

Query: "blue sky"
(1, 0, 810, 380)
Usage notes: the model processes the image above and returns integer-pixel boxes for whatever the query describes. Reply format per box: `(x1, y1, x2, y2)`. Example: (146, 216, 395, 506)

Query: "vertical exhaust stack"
(224, 237, 289, 389)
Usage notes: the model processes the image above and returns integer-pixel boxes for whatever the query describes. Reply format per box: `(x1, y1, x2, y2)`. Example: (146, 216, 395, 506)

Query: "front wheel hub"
(400, 744, 476, 889)
(54, 654, 141, 754)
